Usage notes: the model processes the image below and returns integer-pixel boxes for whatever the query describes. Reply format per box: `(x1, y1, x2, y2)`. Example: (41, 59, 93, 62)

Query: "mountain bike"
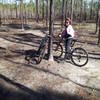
(25, 34, 48, 64)
(25, 33, 63, 64)
(53, 38, 88, 67)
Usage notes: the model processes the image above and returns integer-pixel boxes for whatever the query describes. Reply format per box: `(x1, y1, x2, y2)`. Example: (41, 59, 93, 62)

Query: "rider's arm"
(67, 25, 75, 38)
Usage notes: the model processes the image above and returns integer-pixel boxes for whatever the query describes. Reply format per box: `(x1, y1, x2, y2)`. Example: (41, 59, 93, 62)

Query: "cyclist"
(61, 18, 75, 60)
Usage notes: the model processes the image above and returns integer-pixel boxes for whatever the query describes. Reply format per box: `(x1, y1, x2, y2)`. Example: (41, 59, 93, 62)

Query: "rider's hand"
(58, 34, 61, 37)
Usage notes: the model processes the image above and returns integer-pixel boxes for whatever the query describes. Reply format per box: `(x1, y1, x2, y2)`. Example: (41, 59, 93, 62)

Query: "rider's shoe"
(65, 53, 71, 60)
(66, 56, 71, 60)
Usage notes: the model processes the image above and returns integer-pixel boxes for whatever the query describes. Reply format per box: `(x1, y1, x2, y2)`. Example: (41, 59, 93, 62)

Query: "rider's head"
(65, 18, 72, 27)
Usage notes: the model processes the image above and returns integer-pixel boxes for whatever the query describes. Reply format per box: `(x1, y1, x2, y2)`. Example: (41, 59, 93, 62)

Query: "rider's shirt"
(62, 25, 75, 39)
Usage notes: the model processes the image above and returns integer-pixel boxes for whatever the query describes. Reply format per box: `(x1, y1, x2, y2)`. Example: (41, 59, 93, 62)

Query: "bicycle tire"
(53, 42, 63, 58)
(25, 53, 38, 64)
(71, 47, 88, 67)
(37, 45, 46, 64)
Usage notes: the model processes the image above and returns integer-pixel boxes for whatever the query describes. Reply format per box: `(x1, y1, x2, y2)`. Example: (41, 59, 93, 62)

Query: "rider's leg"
(66, 38, 73, 59)
(63, 39, 67, 59)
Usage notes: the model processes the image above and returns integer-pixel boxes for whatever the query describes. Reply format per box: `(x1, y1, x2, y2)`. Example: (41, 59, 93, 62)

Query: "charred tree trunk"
(48, 0, 54, 61)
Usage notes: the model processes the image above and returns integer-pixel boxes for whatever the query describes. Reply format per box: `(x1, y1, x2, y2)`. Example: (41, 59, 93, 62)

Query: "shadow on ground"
(0, 33, 42, 48)
(0, 74, 88, 100)
(7, 23, 48, 31)
(7, 24, 31, 30)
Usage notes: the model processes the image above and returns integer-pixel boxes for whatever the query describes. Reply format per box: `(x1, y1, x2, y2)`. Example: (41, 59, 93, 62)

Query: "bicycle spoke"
(53, 42, 63, 58)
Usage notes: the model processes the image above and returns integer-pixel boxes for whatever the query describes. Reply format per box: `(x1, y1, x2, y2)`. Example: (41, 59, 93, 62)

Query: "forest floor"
(0, 22, 100, 100)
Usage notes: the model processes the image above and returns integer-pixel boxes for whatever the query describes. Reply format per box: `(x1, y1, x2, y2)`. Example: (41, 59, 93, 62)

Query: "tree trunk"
(80, 0, 83, 22)
(98, 0, 100, 46)
(23, 2, 27, 24)
(0, 13, 1, 27)
(10, 0, 12, 19)
(42, 0, 44, 20)
(15, 0, 18, 18)
(71, 0, 74, 21)
(95, 7, 99, 34)
(46, 0, 49, 26)
(20, 0, 24, 30)
(36, 0, 39, 23)
(48, 0, 54, 61)
(2, 0, 5, 23)
(84, 0, 87, 21)
(76, 0, 79, 21)
(65, 0, 68, 19)
(30, 0, 33, 18)
(61, 0, 66, 29)
(90, 0, 93, 20)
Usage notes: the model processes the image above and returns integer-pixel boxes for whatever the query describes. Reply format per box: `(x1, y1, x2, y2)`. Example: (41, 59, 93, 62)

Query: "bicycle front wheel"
(71, 47, 88, 67)
(37, 45, 46, 64)
(53, 42, 63, 58)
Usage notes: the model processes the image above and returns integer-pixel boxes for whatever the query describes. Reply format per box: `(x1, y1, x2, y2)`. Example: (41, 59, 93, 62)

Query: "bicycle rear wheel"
(53, 42, 63, 58)
(71, 47, 88, 67)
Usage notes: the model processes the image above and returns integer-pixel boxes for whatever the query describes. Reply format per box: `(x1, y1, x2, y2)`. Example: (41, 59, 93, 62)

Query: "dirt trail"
(0, 26, 100, 100)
